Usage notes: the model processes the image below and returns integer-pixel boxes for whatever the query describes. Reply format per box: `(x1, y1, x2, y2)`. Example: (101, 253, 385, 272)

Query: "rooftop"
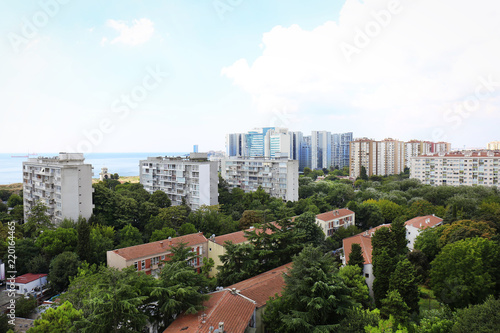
(405, 215, 443, 230)
(110, 232, 207, 261)
(14, 273, 47, 284)
(342, 224, 391, 265)
(164, 263, 290, 333)
(316, 209, 354, 222)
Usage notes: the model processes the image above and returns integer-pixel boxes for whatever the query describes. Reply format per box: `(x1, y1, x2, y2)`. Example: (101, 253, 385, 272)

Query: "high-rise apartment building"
(311, 131, 332, 170)
(410, 150, 500, 186)
(350, 138, 405, 178)
(226, 133, 247, 157)
(139, 153, 218, 210)
(265, 128, 290, 158)
(289, 131, 303, 161)
(332, 132, 353, 170)
(23, 153, 94, 224)
(405, 140, 451, 167)
(487, 141, 500, 150)
(220, 155, 299, 201)
(299, 136, 312, 171)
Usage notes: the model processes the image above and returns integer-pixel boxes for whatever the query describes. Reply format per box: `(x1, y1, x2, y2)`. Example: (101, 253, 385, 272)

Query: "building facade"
(315, 209, 355, 237)
(220, 156, 299, 201)
(139, 153, 218, 210)
(332, 132, 353, 170)
(23, 153, 94, 224)
(487, 141, 500, 150)
(107, 232, 208, 276)
(405, 140, 452, 167)
(350, 138, 405, 178)
(311, 131, 332, 170)
(410, 150, 500, 186)
(405, 215, 443, 250)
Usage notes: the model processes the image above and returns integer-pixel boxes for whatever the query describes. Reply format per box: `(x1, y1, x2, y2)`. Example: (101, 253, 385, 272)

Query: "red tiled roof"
(342, 224, 391, 265)
(230, 263, 291, 307)
(163, 263, 291, 333)
(14, 273, 47, 284)
(111, 232, 207, 261)
(213, 230, 248, 245)
(316, 209, 354, 222)
(164, 291, 255, 333)
(405, 215, 443, 230)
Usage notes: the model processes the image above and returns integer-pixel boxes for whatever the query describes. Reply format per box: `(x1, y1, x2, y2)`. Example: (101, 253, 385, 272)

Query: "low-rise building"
(13, 273, 48, 295)
(410, 150, 500, 186)
(164, 263, 291, 333)
(342, 224, 390, 296)
(139, 153, 219, 210)
(220, 155, 299, 202)
(405, 215, 443, 250)
(315, 209, 355, 237)
(23, 153, 94, 224)
(106, 232, 208, 276)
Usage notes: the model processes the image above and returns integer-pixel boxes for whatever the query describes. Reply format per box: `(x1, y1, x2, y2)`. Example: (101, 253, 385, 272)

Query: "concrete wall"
(207, 240, 227, 278)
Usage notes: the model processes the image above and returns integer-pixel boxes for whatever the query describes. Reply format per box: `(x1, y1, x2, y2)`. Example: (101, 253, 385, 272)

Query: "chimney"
(218, 322, 224, 332)
(160, 241, 163, 248)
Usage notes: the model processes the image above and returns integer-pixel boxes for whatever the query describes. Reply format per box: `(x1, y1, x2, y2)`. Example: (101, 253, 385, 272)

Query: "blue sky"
(1, 0, 499, 153)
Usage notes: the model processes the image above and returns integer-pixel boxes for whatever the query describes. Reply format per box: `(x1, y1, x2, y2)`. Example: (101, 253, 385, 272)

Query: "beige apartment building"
(350, 138, 405, 178)
(405, 140, 451, 167)
(410, 150, 500, 186)
(487, 141, 500, 150)
(22, 153, 94, 224)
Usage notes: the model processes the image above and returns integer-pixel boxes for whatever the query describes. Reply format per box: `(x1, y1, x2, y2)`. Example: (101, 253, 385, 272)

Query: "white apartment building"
(220, 155, 299, 201)
(410, 150, 500, 186)
(139, 153, 218, 210)
(350, 138, 405, 178)
(23, 153, 94, 224)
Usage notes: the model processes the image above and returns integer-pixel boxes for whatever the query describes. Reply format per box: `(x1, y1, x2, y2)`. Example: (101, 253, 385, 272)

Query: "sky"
(1, 0, 499, 154)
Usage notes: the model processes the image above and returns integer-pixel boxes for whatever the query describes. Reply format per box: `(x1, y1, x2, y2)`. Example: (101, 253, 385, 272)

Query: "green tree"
(27, 254, 50, 274)
(188, 205, 237, 236)
(149, 227, 176, 242)
(338, 265, 371, 308)
(28, 301, 83, 333)
(347, 243, 365, 271)
(0, 313, 14, 333)
(24, 201, 54, 238)
(149, 190, 171, 209)
(414, 227, 442, 262)
(88, 225, 115, 265)
(263, 245, 355, 332)
(217, 242, 258, 286)
(7, 194, 22, 208)
(238, 210, 263, 230)
(452, 296, 500, 333)
(116, 224, 143, 249)
(178, 223, 197, 236)
(438, 220, 496, 246)
(77, 217, 91, 263)
(151, 255, 210, 330)
(48, 251, 80, 293)
(3, 238, 40, 275)
(360, 166, 369, 180)
(380, 290, 410, 326)
(389, 259, 420, 314)
(294, 211, 325, 247)
(35, 228, 77, 257)
(16, 296, 38, 318)
(430, 237, 500, 308)
(391, 217, 408, 256)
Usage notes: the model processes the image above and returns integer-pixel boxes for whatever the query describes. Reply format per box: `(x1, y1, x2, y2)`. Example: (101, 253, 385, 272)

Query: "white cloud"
(106, 18, 154, 46)
(221, 0, 500, 145)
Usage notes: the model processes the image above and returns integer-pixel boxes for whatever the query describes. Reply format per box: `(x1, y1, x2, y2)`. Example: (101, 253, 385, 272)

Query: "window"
(365, 274, 369, 278)
(141, 260, 146, 270)
(134, 262, 138, 270)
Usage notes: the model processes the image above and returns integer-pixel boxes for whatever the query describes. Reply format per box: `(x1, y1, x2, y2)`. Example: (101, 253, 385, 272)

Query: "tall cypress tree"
(371, 227, 397, 307)
(390, 217, 408, 257)
(389, 259, 420, 314)
(76, 217, 91, 263)
(348, 243, 365, 271)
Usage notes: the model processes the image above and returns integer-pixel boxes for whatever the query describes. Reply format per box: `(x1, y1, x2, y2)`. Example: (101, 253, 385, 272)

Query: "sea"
(0, 152, 189, 185)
